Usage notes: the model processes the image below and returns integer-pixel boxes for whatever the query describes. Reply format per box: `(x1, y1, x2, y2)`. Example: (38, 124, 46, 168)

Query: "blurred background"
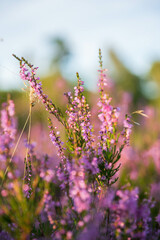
(0, 0, 160, 90)
(0, 0, 160, 195)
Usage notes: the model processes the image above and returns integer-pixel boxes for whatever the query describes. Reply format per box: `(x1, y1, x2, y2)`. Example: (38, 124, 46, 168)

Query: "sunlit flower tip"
(23, 184, 29, 192)
(1, 190, 8, 197)
(123, 118, 132, 129)
(8, 172, 13, 179)
(80, 80, 84, 85)
(78, 221, 84, 227)
(66, 231, 72, 240)
(110, 139, 115, 144)
(8, 100, 15, 117)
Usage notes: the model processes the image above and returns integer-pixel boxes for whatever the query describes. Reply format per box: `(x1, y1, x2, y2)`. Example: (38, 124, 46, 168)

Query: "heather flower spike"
(13, 54, 67, 127)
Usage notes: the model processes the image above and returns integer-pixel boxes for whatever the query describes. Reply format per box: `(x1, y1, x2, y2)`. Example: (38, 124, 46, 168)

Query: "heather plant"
(0, 50, 159, 239)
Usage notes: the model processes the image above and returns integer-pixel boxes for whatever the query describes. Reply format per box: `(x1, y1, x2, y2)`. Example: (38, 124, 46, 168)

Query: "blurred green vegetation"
(119, 159, 157, 194)
(50, 37, 71, 73)
(109, 49, 145, 106)
(109, 49, 160, 107)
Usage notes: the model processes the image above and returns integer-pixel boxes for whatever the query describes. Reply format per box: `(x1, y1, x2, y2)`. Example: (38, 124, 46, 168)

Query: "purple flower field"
(0, 50, 160, 240)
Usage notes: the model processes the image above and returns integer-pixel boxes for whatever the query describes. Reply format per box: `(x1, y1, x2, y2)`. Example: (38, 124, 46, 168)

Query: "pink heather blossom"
(66, 231, 73, 239)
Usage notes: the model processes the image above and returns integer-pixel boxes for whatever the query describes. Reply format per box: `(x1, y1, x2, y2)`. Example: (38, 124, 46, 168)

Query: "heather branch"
(13, 54, 68, 128)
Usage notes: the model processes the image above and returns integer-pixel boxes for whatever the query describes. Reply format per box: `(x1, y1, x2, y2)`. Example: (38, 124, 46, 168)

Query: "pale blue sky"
(0, 0, 160, 90)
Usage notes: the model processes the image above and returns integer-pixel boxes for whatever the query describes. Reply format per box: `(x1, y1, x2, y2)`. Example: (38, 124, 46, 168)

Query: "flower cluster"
(65, 72, 94, 153)
(0, 51, 159, 239)
(0, 100, 16, 163)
